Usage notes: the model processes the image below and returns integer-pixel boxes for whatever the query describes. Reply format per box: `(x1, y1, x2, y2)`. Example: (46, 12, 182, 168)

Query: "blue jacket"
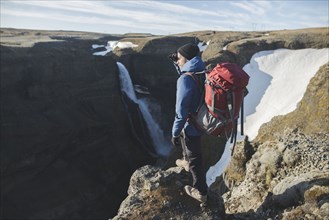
(172, 56, 205, 137)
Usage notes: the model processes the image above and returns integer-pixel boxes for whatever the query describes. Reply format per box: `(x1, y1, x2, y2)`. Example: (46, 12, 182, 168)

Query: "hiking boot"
(184, 185, 207, 203)
(175, 158, 189, 172)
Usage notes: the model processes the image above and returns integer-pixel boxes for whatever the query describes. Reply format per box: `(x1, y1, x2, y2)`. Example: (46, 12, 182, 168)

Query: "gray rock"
(272, 171, 329, 207)
(283, 148, 300, 167)
(113, 165, 225, 220)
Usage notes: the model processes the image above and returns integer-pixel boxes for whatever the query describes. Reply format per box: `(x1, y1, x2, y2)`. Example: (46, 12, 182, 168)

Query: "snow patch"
(198, 41, 210, 52)
(91, 41, 138, 56)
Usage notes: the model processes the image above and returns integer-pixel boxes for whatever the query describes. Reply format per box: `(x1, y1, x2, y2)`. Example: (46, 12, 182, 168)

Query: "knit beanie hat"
(177, 43, 200, 60)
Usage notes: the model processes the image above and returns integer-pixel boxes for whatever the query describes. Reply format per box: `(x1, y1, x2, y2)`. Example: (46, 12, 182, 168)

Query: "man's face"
(177, 52, 188, 69)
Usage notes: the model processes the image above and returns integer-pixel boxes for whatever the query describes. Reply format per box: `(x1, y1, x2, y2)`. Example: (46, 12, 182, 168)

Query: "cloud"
(230, 1, 270, 15)
(1, 0, 229, 34)
(4, 0, 223, 20)
(1, 8, 133, 27)
(129, 1, 222, 17)
(1, 3, 214, 34)
(4, 1, 140, 20)
(1, 0, 327, 34)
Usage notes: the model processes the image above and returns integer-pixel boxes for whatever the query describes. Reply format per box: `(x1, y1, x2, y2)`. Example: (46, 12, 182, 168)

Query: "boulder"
(112, 165, 226, 220)
(272, 171, 329, 207)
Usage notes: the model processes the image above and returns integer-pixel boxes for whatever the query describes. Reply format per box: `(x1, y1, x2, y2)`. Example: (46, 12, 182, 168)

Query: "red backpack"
(189, 62, 250, 151)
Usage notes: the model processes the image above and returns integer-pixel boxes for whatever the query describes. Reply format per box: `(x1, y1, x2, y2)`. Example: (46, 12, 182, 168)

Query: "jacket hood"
(180, 56, 205, 74)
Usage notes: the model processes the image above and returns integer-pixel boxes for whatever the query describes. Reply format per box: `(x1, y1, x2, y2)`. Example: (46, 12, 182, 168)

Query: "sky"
(207, 47, 329, 185)
(1, 0, 328, 35)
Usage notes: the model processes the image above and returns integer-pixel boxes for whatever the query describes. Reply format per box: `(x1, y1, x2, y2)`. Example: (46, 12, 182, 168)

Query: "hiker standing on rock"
(168, 43, 208, 203)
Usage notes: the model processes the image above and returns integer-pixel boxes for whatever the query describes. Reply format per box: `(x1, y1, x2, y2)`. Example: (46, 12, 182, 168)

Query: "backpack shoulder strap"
(183, 71, 205, 89)
(184, 72, 197, 84)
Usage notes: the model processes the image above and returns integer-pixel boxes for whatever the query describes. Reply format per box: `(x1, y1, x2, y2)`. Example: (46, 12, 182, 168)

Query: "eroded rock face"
(1, 35, 156, 219)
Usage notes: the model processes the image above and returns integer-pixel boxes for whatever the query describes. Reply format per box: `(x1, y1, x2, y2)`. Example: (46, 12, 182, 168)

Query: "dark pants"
(180, 132, 208, 195)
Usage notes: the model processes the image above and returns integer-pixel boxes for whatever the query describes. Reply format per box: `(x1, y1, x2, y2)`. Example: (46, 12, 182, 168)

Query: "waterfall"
(117, 62, 171, 157)
(117, 62, 137, 101)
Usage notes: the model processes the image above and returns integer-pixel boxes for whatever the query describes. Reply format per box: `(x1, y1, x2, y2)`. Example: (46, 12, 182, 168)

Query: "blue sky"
(1, 0, 328, 35)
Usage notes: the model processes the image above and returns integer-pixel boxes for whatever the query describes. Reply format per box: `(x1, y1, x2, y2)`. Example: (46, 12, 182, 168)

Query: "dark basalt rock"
(1, 36, 155, 219)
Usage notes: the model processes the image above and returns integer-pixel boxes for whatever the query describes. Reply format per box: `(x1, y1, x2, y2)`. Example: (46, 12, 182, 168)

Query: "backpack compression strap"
(227, 91, 238, 156)
(184, 71, 205, 89)
(240, 94, 244, 136)
(231, 88, 248, 156)
(240, 88, 249, 136)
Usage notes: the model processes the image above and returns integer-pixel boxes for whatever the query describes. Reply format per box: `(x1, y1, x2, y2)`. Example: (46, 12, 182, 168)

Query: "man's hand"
(168, 52, 178, 62)
(171, 136, 181, 147)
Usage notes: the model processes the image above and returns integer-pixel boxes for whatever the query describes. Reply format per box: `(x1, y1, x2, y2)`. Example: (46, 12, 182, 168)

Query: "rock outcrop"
(222, 131, 329, 219)
(113, 165, 225, 220)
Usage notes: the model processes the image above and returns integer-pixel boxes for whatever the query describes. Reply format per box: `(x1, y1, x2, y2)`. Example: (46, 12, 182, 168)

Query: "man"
(169, 43, 207, 203)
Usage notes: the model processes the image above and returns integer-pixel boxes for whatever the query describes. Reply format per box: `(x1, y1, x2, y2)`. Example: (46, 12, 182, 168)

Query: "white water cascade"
(117, 62, 171, 157)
